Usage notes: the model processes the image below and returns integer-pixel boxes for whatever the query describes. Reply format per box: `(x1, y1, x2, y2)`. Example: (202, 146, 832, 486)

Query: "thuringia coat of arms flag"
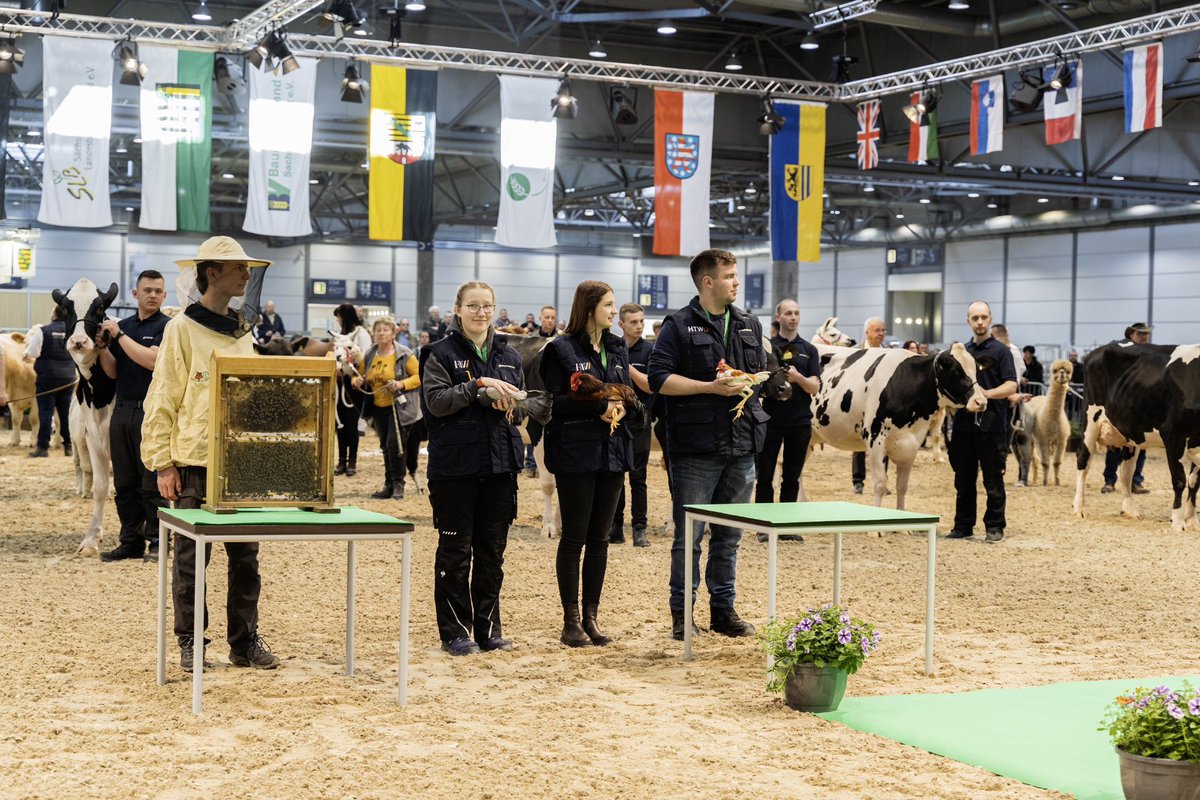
(769, 100, 826, 263)
(653, 89, 714, 257)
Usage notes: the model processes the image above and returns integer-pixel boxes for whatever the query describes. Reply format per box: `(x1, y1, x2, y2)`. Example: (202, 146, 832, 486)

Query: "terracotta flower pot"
(1117, 747, 1200, 800)
(782, 664, 848, 712)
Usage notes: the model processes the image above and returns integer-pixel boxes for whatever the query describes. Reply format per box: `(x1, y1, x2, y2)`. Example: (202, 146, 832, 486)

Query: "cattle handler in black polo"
(96, 269, 170, 562)
(947, 300, 1018, 544)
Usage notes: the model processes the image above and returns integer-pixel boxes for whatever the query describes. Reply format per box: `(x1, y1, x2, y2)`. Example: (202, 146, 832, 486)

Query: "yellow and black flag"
(369, 66, 437, 242)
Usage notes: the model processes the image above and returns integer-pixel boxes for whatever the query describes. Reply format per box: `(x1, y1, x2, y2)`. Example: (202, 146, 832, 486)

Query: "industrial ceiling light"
(0, 37, 25, 75)
(948, 0, 969, 9)
(902, 87, 937, 125)
(800, 30, 819, 50)
(191, 0, 212, 21)
(724, 50, 742, 71)
(1008, 69, 1044, 113)
(657, 20, 677, 35)
(609, 85, 638, 125)
(404, 0, 426, 9)
(588, 37, 606, 58)
(340, 63, 368, 102)
(756, 95, 784, 136)
(213, 56, 246, 94)
(115, 41, 148, 86)
(268, 30, 300, 74)
(551, 76, 577, 120)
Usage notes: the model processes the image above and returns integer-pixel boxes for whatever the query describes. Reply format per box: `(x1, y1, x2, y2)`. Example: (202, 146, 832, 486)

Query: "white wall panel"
(943, 239, 1002, 343)
(1003, 233, 1073, 347)
(1073, 228, 1150, 347)
(1150, 222, 1200, 344)
(479, 251, 558, 323)
(795, 258, 835, 335)
(834, 248, 886, 339)
(431, 249, 476, 318)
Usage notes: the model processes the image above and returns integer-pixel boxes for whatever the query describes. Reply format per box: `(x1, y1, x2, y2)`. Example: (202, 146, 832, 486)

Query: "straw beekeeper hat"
(175, 236, 272, 268)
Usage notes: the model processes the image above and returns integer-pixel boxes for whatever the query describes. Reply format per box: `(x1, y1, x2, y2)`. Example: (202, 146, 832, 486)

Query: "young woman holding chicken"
(540, 280, 647, 647)
(419, 281, 529, 657)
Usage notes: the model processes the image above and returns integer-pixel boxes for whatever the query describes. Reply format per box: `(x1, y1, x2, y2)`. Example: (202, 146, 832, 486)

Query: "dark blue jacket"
(540, 331, 638, 475)
(763, 333, 819, 428)
(418, 327, 525, 481)
(34, 320, 76, 383)
(647, 296, 768, 457)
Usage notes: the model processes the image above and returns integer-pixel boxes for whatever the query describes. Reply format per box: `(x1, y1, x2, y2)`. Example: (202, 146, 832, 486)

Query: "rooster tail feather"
(521, 390, 554, 425)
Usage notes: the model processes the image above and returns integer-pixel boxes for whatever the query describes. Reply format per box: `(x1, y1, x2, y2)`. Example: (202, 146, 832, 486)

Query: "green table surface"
(682, 501, 940, 529)
(160, 506, 412, 528)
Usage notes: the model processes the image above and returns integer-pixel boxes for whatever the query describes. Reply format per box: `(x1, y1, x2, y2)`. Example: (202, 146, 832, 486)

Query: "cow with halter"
(809, 343, 986, 509)
(51, 278, 119, 556)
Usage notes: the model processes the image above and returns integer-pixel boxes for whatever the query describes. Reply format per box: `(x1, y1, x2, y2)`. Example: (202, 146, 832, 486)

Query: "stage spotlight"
(268, 30, 300, 74)
(246, 31, 274, 69)
(1047, 59, 1073, 91)
(115, 42, 148, 86)
(551, 77, 577, 120)
(832, 53, 857, 84)
(340, 64, 368, 102)
(902, 87, 937, 124)
(0, 38, 25, 75)
(609, 86, 637, 125)
(756, 96, 784, 136)
(1008, 69, 1044, 113)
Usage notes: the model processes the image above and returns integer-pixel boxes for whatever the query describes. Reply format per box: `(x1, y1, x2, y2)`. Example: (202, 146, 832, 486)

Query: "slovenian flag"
(1124, 43, 1162, 134)
(907, 92, 939, 165)
(969, 75, 1004, 156)
(1044, 59, 1082, 145)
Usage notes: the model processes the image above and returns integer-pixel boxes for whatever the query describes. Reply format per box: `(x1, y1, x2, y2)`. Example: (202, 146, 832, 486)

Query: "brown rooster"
(569, 371, 638, 435)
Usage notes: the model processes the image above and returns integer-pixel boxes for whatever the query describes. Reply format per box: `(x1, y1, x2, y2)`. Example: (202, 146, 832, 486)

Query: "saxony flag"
(369, 66, 437, 242)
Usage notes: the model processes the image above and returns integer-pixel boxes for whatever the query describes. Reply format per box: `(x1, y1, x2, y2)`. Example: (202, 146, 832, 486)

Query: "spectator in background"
(495, 308, 512, 328)
(537, 305, 558, 338)
(442, 309, 455, 328)
(355, 317, 421, 500)
(1102, 323, 1153, 495)
(1068, 349, 1086, 384)
(254, 300, 285, 344)
(395, 318, 412, 349)
(611, 302, 652, 548)
(24, 305, 74, 458)
(1021, 346, 1043, 388)
(990, 324, 1025, 386)
(333, 303, 372, 477)
(902, 340, 919, 353)
(918, 343, 930, 355)
(415, 330, 431, 358)
(770, 320, 780, 338)
(521, 313, 538, 332)
(422, 305, 447, 343)
(852, 316, 887, 493)
(651, 320, 663, 339)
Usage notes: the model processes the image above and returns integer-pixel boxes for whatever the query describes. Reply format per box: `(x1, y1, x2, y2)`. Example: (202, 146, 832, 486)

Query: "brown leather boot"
(582, 602, 612, 646)
(560, 603, 592, 648)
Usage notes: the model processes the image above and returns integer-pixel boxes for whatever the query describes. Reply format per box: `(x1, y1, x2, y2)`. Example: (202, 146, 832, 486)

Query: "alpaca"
(1024, 358, 1072, 486)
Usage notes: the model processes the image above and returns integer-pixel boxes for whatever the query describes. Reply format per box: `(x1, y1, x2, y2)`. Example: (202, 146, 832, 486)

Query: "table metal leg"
(399, 536, 411, 706)
(683, 512, 694, 661)
(192, 535, 204, 715)
(346, 541, 357, 677)
(767, 531, 777, 623)
(925, 524, 936, 675)
(156, 527, 167, 686)
(833, 532, 843, 605)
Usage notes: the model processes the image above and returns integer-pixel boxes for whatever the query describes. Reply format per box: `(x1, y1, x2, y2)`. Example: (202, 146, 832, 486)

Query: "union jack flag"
(856, 99, 881, 171)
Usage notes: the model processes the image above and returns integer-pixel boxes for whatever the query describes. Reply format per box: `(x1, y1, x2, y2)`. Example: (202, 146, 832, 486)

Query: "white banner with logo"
(243, 59, 317, 237)
(494, 75, 558, 249)
(38, 37, 113, 228)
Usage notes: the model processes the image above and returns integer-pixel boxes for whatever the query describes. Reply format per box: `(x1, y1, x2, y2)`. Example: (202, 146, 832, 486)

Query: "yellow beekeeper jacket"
(141, 313, 254, 471)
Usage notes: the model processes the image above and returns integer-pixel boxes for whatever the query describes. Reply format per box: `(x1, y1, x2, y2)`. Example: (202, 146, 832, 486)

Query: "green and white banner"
(243, 58, 316, 238)
(139, 46, 213, 232)
(494, 75, 558, 250)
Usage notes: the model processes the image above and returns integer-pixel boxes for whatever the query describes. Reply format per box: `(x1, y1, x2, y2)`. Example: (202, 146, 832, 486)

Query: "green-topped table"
(156, 507, 415, 715)
(682, 501, 940, 675)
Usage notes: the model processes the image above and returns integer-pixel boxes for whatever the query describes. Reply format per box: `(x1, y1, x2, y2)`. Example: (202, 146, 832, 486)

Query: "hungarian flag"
(855, 100, 880, 170)
(369, 66, 437, 242)
(907, 93, 939, 165)
(769, 100, 825, 263)
(1044, 60, 1082, 145)
(969, 75, 1004, 156)
(653, 89, 714, 257)
(138, 46, 213, 232)
(1124, 43, 1162, 134)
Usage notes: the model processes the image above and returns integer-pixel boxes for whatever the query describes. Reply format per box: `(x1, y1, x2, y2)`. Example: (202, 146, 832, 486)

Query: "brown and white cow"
(1073, 341, 1200, 530)
(52, 279, 119, 556)
(0, 332, 39, 446)
(810, 343, 986, 509)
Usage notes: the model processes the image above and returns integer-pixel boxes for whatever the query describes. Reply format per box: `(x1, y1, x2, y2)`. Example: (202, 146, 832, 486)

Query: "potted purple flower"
(759, 604, 879, 712)
(1100, 682, 1200, 799)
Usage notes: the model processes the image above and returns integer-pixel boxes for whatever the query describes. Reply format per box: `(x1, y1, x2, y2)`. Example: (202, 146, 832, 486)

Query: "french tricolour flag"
(969, 75, 1004, 156)
(1124, 43, 1162, 134)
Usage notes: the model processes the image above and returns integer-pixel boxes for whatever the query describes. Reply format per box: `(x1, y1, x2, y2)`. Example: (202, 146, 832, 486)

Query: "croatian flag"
(1043, 59, 1082, 146)
(1124, 43, 1162, 134)
(969, 75, 1003, 156)
(855, 99, 880, 170)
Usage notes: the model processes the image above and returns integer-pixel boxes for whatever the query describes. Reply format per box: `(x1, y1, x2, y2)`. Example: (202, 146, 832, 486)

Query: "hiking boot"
(560, 603, 592, 648)
(370, 483, 395, 499)
(179, 636, 210, 670)
(334, 462, 347, 476)
(1132, 484, 1150, 495)
(710, 607, 755, 638)
(100, 543, 144, 562)
(63, 442, 72, 457)
(632, 525, 649, 548)
(945, 529, 974, 539)
(229, 635, 280, 669)
(671, 609, 700, 641)
(393, 482, 405, 500)
(582, 603, 612, 646)
(346, 463, 357, 476)
(608, 525, 625, 545)
(985, 529, 1005, 544)
(1101, 483, 1116, 494)
(478, 636, 514, 652)
(442, 637, 481, 656)
(28, 448, 48, 458)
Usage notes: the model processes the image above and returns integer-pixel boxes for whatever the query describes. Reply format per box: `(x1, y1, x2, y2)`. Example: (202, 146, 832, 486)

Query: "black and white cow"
(51, 279, 118, 556)
(1072, 341, 1200, 530)
(809, 343, 987, 509)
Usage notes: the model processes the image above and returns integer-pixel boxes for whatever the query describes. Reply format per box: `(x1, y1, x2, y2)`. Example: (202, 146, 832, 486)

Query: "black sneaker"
(608, 526, 625, 544)
(370, 484, 395, 499)
(63, 442, 72, 457)
(632, 525, 649, 547)
(100, 543, 145, 562)
(229, 635, 280, 669)
(710, 607, 756, 637)
(179, 636, 211, 670)
(442, 637, 481, 656)
(945, 529, 974, 539)
(346, 463, 357, 476)
(334, 463, 347, 476)
(478, 636, 514, 652)
(985, 529, 1005, 543)
(28, 448, 48, 458)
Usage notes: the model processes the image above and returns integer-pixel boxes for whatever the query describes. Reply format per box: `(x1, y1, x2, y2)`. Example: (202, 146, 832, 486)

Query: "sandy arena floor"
(1, 433, 1197, 799)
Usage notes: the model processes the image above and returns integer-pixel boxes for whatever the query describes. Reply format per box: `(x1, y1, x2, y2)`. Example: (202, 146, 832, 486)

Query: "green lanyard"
(599, 346, 608, 370)
(709, 308, 730, 347)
